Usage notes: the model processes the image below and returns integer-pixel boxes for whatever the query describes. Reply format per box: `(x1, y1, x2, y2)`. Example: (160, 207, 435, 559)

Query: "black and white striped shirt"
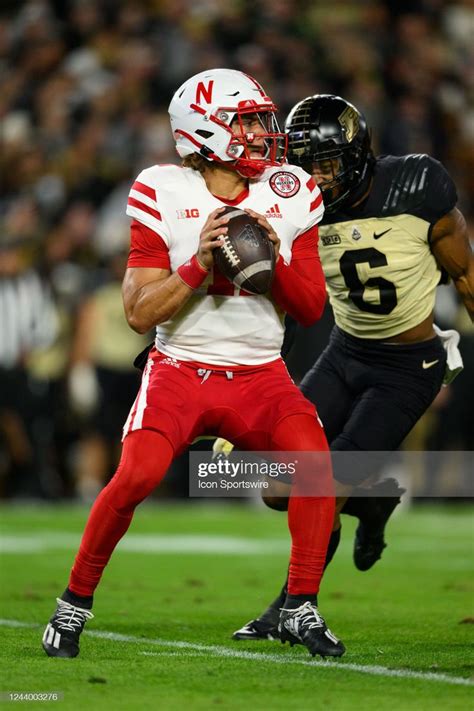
(0, 270, 59, 368)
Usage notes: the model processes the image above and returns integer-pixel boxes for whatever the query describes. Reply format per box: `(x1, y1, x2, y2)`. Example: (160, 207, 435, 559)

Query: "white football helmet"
(168, 68, 287, 178)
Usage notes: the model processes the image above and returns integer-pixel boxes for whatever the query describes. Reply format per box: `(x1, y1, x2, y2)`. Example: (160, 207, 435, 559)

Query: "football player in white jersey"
(233, 94, 473, 641)
(42, 70, 346, 659)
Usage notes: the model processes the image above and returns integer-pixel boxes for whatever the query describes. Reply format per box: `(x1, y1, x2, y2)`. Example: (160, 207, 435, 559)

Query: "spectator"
(0, 0, 471, 498)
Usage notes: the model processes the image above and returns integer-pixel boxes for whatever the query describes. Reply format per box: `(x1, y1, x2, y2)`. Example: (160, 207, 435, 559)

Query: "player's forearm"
(454, 267, 474, 322)
(431, 209, 474, 322)
(271, 256, 326, 327)
(126, 273, 194, 333)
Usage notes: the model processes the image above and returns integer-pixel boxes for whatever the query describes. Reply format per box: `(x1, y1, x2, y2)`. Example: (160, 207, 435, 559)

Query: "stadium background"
(0, 0, 473, 501)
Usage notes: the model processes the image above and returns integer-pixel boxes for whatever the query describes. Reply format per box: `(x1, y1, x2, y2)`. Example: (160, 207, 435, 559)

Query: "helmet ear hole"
(196, 129, 213, 139)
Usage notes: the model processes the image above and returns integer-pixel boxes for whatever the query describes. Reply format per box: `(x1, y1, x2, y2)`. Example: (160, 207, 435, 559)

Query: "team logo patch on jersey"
(269, 172, 301, 198)
(321, 234, 341, 246)
(176, 208, 200, 219)
(351, 226, 362, 241)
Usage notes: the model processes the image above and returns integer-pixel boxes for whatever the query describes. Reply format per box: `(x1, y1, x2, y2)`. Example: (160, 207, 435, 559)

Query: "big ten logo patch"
(176, 208, 200, 219)
(269, 172, 301, 198)
(321, 234, 341, 246)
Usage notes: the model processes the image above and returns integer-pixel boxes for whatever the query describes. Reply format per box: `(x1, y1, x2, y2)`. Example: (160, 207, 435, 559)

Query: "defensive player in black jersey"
(232, 94, 474, 641)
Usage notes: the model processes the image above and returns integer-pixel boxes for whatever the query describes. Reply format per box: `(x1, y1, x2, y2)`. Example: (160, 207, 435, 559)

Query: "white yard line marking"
(0, 534, 288, 555)
(0, 533, 468, 555)
(1, 619, 472, 687)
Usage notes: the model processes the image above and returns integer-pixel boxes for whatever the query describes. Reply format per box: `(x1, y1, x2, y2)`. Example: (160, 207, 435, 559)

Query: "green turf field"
(0, 503, 473, 710)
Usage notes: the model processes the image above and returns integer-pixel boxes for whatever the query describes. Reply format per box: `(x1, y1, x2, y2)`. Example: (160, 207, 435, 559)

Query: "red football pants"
(69, 354, 334, 598)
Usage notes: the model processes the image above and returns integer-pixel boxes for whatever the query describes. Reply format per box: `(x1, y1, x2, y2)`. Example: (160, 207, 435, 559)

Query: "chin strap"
(234, 159, 267, 179)
(210, 155, 265, 179)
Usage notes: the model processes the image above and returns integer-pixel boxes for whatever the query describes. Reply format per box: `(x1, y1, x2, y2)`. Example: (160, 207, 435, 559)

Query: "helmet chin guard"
(169, 69, 287, 178)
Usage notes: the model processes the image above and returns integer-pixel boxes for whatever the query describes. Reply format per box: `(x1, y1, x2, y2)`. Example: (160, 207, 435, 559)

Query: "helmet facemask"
(286, 94, 373, 212)
(299, 142, 369, 211)
(225, 103, 287, 178)
(190, 100, 287, 178)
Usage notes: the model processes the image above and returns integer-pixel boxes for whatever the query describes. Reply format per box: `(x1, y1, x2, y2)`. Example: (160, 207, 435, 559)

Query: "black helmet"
(285, 94, 373, 212)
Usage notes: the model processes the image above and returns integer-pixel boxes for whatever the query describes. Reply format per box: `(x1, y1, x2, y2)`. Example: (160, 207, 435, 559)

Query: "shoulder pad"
(136, 163, 183, 190)
(381, 154, 456, 222)
(381, 154, 431, 214)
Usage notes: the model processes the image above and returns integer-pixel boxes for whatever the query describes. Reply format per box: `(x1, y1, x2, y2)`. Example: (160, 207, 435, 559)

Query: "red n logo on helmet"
(195, 80, 214, 105)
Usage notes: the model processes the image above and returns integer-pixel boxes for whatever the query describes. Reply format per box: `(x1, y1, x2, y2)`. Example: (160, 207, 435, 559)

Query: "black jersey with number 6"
(318, 154, 457, 339)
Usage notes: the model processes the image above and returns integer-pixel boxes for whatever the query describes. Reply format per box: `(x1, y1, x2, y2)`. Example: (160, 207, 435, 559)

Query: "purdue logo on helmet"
(168, 68, 287, 179)
(338, 105, 360, 142)
(285, 94, 373, 212)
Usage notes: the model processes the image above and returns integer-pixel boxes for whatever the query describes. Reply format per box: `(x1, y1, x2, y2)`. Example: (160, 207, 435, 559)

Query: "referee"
(0, 235, 59, 496)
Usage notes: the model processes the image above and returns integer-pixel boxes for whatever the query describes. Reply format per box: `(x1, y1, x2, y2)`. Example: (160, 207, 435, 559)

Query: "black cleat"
(42, 598, 94, 657)
(232, 606, 280, 640)
(279, 602, 345, 658)
(352, 480, 406, 571)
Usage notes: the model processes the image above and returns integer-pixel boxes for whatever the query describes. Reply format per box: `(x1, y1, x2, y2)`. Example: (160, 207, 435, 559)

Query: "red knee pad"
(272, 413, 333, 496)
(108, 429, 174, 509)
(272, 413, 329, 452)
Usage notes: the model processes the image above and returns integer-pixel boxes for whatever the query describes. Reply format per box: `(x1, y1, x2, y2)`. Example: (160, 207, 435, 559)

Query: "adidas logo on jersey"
(265, 204, 282, 218)
(176, 208, 200, 219)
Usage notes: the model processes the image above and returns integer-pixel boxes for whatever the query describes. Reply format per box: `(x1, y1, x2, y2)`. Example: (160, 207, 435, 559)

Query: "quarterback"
(234, 94, 474, 641)
(42, 70, 345, 659)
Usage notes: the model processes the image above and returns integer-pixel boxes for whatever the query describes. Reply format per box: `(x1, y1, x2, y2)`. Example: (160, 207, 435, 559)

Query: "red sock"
(69, 429, 174, 597)
(271, 414, 335, 596)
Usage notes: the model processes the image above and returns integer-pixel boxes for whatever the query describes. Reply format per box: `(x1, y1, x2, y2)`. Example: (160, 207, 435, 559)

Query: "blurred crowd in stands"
(0, 0, 473, 499)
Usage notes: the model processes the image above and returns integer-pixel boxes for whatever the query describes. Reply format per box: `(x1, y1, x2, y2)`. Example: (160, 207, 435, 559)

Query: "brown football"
(213, 206, 276, 295)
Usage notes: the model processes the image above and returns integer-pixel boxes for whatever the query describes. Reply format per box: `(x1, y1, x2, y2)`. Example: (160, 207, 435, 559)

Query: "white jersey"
(126, 164, 323, 365)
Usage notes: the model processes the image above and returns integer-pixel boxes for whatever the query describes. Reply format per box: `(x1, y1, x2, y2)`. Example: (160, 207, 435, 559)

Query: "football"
(214, 206, 276, 295)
